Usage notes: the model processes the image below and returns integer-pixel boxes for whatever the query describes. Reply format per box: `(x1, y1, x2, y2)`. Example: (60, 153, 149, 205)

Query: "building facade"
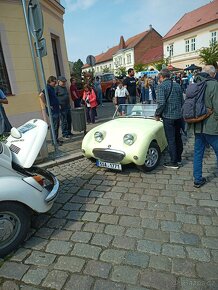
(82, 26, 163, 75)
(163, 0, 218, 69)
(0, 0, 70, 125)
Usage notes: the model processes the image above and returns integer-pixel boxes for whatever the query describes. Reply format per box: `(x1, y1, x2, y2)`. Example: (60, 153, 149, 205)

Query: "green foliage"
(134, 63, 145, 72)
(152, 58, 169, 71)
(199, 42, 218, 68)
(102, 67, 111, 73)
(69, 59, 84, 79)
(115, 66, 127, 77)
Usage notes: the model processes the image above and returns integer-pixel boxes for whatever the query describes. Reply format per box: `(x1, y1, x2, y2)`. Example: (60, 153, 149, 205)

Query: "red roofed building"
(163, 0, 218, 69)
(82, 26, 163, 74)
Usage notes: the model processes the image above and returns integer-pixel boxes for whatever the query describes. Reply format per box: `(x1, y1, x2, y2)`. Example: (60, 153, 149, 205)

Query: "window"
(169, 44, 173, 57)
(191, 38, 196, 51)
(127, 54, 131, 64)
(185, 38, 196, 52)
(0, 40, 11, 94)
(211, 31, 217, 44)
(118, 56, 122, 65)
(51, 37, 61, 77)
(185, 40, 189, 52)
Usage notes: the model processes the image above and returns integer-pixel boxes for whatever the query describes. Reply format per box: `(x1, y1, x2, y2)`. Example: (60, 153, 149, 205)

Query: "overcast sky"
(61, 0, 212, 63)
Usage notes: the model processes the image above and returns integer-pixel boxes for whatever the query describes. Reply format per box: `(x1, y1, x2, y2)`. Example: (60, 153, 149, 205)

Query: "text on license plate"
(96, 160, 122, 171)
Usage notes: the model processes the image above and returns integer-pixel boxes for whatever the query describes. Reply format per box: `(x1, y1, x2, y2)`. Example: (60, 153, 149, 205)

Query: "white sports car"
(82, 104, 167, 172)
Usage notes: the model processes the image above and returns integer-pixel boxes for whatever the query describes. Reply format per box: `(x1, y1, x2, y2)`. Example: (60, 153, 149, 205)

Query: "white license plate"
(96, 160, 122, 171)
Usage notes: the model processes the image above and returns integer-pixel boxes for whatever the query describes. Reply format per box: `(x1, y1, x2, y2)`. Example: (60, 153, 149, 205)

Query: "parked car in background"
(97, 73, 117, 101)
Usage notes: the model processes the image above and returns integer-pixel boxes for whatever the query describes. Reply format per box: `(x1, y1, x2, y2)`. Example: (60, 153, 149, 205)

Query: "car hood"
(92, 117, 162, 134)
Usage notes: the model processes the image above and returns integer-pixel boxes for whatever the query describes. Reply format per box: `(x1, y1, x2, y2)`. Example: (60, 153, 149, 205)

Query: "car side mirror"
(10, 127, 22, 139)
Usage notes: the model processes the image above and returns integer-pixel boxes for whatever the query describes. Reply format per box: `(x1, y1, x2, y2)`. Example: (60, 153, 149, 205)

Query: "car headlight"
(94, 131, 104, 142)
(123, 134, 135, 145)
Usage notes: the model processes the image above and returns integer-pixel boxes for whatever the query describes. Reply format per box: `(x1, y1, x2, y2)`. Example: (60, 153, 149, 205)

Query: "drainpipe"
(21, 0, 41, 92)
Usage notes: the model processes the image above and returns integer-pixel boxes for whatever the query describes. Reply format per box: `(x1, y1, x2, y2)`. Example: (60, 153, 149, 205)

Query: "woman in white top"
(114, 81, 129, 115)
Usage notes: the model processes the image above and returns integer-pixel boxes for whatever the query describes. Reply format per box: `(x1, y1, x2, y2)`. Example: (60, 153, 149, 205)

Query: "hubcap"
(145, 147, 159, 168)
(0, 212, 20, 249)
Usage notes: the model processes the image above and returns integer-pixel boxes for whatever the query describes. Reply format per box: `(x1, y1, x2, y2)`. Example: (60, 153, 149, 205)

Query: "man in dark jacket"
(39, 76, 63, 146)
(191, 65, 218, 188)
(55, 76, 73, 139)
(155, 69, 184, 169)
(123, 68, 138, 104)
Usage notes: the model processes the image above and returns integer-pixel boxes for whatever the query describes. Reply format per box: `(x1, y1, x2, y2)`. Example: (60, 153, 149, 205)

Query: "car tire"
(0, 202, 30, 258)
(138, 141, 161, 172)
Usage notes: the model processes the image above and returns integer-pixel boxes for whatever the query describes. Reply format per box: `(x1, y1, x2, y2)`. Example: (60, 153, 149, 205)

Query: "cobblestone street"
(1, 136, 218, 290)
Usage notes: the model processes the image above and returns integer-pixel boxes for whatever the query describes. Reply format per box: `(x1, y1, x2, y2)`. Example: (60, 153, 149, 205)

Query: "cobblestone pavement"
(1, 136, 218, 290)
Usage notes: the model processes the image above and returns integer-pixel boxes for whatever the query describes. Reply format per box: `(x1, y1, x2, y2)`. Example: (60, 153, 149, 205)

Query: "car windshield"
(101, 74, 114, 82)
(113, 104, 157, 119)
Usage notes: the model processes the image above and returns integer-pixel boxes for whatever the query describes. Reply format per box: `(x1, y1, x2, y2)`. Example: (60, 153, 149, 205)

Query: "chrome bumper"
(93, 148, 125, 163)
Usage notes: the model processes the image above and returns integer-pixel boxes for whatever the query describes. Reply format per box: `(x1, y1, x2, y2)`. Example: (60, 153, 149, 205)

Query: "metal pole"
(21, 0, 41, 93)
(28, 2, 57, 151)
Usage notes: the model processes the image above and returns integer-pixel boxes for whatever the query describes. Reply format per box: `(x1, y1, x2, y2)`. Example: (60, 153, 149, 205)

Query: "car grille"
(93, 148, 125, 163)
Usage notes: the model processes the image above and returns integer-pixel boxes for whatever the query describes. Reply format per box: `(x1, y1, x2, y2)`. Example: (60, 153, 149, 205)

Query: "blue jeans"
(129, 96, 136, 104)
(194, 133, 218, 183)
(60, 107, 72, 137)
(163, 118, 183, 164)
(51, 112, 60, 141)
(86, 107, 97, 123)
(141, 87, 146, 103)
(97, 90, 103, 105)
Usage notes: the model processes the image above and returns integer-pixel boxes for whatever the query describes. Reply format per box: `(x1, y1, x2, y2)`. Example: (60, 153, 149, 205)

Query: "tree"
(102, 67, 111, 73)
(115, 66, 127, 77)
(134, 63, 145, 72)
(199, 42, 218, 69)
(152, 58, 169, 71)
(69, 59, 84, 79)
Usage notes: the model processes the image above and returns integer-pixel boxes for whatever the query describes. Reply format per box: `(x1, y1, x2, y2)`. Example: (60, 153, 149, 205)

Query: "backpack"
(182, 79, 213, 123)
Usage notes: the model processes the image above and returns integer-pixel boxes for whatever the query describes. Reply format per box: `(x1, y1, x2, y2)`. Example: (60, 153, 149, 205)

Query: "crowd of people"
(1, 64, 217, 189)
(39, 74, 106, 146)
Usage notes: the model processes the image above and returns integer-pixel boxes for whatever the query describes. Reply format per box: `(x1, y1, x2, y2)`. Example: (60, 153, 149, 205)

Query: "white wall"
(113, 48, 134, 72)
(163, 22, 218, 68)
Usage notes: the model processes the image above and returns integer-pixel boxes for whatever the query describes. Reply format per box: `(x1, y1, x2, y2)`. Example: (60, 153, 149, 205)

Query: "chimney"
(118, 36, 126, 50)
(149, 24, 152, 31)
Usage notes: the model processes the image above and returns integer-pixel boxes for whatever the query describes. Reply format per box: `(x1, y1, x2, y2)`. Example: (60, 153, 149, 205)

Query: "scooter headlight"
(94, 131, 104, 143)
(123, 134, 135, 145)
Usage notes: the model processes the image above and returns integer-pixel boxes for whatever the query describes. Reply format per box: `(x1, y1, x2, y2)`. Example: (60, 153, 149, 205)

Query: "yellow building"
(0, 0, 70, 125)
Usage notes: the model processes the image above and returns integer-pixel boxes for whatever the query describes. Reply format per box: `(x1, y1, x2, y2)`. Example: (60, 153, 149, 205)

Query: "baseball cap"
(58, 76, 67, 82)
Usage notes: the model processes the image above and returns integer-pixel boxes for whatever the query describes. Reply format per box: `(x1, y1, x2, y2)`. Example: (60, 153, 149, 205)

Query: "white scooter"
(0, 119, 59, 258)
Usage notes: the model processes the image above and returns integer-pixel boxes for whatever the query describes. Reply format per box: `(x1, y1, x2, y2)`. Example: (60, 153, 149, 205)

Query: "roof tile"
(164, 0, 218, 39)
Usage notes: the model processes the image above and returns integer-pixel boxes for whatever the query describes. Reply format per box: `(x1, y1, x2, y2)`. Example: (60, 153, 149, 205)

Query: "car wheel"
(0, 202, 30, 258)
(138, 141, 161, 172)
